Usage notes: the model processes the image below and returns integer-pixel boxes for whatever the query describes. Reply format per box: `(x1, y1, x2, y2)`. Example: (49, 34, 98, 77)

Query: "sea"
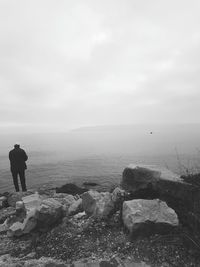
(1, 124, 200, 193)
(1, 152, 200, 194)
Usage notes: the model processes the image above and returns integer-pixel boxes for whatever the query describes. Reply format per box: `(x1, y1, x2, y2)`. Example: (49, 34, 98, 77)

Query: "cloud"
(0, 0, 200, 132)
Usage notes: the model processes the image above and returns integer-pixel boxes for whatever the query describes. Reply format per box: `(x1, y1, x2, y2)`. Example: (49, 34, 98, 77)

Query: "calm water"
(1, 151, 199, 193)
(1, 125, 200, 193)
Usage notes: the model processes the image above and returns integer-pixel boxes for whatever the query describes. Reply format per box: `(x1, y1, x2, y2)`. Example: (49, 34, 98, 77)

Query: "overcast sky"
(1, 0, 200, 133)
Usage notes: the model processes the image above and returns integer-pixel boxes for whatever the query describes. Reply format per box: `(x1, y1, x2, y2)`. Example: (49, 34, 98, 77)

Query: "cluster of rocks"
(0, 186, 126, 237)
(0, 185, 179, 239)
(121, 164, 200, 233)
(0, 164, 200, 266)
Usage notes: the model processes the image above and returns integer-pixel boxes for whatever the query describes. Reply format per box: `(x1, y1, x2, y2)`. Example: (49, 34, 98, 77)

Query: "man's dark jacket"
(9, 148, 28, 172)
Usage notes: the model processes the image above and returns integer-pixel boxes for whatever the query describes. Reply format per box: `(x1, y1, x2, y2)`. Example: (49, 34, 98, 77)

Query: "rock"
(68, 198, 83, 216)
(111, 187, 127, 213)
(7, 221, 25, 237)
(16, 201, 25, 210)
(121, 164, 200, 230)
(7, 191, 33, 208)
(0, 196, 7, 209)
(0, 203, 29, 234)
(56, 183, 88, 195)
(22, 192, 42, 211)
(7, 192, 23, 207)
(82, 190, 115, 219)
(53, 193, 76, 216)
(83, 182, 99, 187)
(93, 192, 115, 218)
(82, 190, 101, 216)
(111, 187, 125, 203)
(7, 208, 38, 237)
(73, 211, 86, 219)
(15, 201, 27, 221)
(37, 198, 63, 230)
(23, 251, 36, 259)
(1, 194, 64, 236)
(121, 164, 182, 194)
(0, 207, 15, 224)
(0, 220, 9, 233)
(17, 194, 63, 232)
(53, 193, 75, 208)
(82, 181, 102, 191)
(122, 199, 179, 237)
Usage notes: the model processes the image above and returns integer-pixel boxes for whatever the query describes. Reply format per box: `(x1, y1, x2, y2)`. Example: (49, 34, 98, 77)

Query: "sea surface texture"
(1, 125, 200, 193)
(1, 152, 199, 193)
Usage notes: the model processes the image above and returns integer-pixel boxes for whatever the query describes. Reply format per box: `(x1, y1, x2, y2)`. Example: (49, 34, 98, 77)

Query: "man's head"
(14, 143, 20, 149)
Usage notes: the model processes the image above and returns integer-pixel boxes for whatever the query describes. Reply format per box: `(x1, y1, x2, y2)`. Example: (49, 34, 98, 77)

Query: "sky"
(1, 0, 200, 133)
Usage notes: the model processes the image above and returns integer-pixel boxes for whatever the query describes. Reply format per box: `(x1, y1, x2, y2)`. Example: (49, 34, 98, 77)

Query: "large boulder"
(82, 190, 115, 219)
(123, 199, 179, 237)
(121, 165, 200, 231)
(121, 164, 182, 194)
(22, 193, 63, 229)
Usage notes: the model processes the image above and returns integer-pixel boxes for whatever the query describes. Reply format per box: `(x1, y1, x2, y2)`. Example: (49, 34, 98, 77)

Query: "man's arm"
(9, 151, 12, 161)
(22, 150, 28, 161)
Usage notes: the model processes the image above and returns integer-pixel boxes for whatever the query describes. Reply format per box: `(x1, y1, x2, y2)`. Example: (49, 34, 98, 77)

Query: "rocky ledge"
(0, 165, 200, 267)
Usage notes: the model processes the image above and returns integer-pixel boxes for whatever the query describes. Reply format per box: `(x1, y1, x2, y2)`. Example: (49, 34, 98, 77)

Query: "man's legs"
(19, 170, 27, 192)
(11, 171, 19, 192)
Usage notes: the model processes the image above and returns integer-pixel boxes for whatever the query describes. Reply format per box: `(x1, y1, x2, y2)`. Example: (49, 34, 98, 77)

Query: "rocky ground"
(0, 208, 200, 266)
(1, 165, 200, 267)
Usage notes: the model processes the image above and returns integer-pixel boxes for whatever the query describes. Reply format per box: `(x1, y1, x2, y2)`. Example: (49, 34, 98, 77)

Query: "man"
(9, 144, 28, 192)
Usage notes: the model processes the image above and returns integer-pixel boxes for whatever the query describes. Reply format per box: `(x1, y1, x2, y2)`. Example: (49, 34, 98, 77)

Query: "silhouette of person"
(9, 143, 28, 192)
